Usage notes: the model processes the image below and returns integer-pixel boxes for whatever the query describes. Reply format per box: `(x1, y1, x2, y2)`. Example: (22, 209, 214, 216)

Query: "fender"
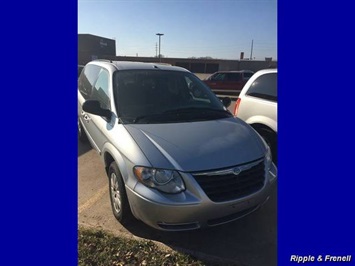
(101, 140, 151, 190)
(245, 115, 277, 133)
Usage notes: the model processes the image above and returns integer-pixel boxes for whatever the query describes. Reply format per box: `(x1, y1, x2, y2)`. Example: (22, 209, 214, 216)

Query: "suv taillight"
(234, 98, 241, 116)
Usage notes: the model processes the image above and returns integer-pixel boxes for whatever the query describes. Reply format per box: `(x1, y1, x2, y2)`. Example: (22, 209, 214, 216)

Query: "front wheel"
(108, 162, 133, 224)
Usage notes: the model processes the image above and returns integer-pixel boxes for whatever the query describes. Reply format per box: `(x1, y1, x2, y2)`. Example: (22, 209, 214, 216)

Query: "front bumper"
(126, 162, 277, 231)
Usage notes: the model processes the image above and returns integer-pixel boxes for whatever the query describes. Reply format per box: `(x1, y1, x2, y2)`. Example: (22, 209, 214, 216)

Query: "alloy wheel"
(110, 172, 122, 214)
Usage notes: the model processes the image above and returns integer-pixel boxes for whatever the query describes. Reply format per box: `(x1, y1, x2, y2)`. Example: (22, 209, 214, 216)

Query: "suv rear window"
(246, 73, 277, 102)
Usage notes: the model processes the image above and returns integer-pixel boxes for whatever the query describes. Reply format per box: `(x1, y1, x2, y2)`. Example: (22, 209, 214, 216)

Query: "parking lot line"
(78, 186, 107, 214)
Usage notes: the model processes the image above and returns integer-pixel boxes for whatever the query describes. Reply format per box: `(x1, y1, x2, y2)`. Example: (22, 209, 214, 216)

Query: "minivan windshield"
(113, 70, 231, 124)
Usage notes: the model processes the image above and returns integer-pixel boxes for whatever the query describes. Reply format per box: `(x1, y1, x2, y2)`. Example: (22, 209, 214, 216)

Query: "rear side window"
(211, 73, 226, 81)
(92, 69, 111, 110)
(78, 64, 101, 100)
(243, 72, 254, 80)
(226, 73, 241, 81)
(246, 73, 277, 102)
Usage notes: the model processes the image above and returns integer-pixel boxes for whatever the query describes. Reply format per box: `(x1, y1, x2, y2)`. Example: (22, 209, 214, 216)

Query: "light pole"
(156, 33, 164, 62)
(250, 39, 254, 60)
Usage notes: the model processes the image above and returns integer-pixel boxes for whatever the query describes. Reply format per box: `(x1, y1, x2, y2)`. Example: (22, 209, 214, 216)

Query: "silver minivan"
(78, 60, 277, 231)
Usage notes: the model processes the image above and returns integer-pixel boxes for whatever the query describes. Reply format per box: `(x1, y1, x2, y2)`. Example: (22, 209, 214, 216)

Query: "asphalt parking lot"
(78, 101, 277, 266)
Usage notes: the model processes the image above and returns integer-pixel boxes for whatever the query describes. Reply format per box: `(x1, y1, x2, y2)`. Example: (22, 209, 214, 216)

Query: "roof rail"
(152, 62, 172, 66)
(93, 59, 113, 63)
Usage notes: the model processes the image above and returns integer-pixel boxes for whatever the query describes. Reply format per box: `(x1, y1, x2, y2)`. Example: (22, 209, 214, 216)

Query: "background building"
(78, 34, 277, 73)
(78, 34, 116, 64)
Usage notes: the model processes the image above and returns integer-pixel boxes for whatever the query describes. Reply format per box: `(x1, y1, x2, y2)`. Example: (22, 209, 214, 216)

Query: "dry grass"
(78, 227, 205, 266)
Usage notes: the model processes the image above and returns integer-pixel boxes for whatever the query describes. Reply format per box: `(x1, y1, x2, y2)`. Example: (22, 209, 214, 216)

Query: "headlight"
(265, 146, 277, 183)
(133, 166, 185, 194)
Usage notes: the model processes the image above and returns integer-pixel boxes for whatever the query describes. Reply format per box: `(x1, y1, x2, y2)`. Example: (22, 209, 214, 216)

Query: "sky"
(78, 0, 277, 60)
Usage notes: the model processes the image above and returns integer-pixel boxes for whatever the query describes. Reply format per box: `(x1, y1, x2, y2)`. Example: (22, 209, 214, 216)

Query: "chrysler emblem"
(233, 167, 242, 175)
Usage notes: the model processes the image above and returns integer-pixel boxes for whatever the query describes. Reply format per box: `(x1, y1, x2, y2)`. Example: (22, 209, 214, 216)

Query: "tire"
(78, 120, 88, 143)
(108, 162, 133, 224)
(256, 127, 277, 165)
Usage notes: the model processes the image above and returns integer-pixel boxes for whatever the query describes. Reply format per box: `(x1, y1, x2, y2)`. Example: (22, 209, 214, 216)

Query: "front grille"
(193, 160, 265, 202)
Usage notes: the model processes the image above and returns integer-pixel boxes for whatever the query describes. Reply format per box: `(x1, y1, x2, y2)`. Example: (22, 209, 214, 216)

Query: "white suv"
(234, 69, 277, 164)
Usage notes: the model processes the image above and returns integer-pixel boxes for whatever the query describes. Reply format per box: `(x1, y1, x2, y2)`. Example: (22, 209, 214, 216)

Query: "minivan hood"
(124, 117, 265, 172)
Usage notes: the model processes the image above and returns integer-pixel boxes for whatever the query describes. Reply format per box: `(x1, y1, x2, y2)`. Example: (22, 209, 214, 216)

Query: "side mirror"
(221, 97, 231, 108)
(83, 100, 112, 119)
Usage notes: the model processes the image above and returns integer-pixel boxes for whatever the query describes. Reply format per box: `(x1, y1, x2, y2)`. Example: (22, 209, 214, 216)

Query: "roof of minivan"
(92, 60, 190, 72)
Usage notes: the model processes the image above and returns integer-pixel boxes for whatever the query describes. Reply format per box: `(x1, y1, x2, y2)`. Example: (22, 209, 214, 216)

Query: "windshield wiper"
(133, 113, 169, 123)
(164, 107, 231, 115)
(132, 108, 231, 123)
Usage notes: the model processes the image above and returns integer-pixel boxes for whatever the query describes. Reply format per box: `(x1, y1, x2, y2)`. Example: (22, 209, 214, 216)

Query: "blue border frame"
(278, 0, 355, 265)
(2, 0, 354, 265)
(1, 0, 78, 265)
